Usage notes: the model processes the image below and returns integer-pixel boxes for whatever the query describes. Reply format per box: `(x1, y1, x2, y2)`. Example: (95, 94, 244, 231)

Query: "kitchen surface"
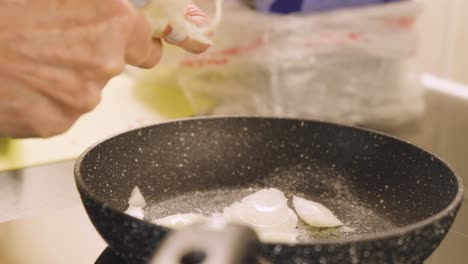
(1, 0, 468, 263)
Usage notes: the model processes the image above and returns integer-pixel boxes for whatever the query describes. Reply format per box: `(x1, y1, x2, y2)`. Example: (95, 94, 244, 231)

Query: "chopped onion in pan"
(124, 186, 147, 220)
(293, 196, 343, 228)
(128, 186, 147, 208)
(153, 213, 208, 229)
(124, 186, 345, 243)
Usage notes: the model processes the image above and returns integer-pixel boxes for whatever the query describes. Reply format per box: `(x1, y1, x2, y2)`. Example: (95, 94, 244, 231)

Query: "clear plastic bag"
(166, 0, 425, 127)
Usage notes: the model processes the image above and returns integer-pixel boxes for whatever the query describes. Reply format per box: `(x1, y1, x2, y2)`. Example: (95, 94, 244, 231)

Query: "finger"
(125, 12, 162, 68)
(163, 3, 212, 54)
(129, 0, 150, 8)
(63, 76, 106, 114)
(139, 38, 163, 69)
(165, 26, 211, 54)
(14, 90, 76, 138)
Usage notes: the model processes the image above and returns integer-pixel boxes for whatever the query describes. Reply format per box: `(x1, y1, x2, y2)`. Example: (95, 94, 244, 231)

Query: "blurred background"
(1, 0, 468, 263)
(417, 0, 468, 84)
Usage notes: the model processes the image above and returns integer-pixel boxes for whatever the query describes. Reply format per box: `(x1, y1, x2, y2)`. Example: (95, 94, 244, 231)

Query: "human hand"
(0, 0, 162, 138)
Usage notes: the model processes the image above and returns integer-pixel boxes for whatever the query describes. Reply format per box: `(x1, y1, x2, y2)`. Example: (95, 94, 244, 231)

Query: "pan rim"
(74, 116, 465, 246)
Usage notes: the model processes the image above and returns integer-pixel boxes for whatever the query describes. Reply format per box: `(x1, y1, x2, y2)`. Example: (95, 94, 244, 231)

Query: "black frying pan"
(75, 117, 464, 264)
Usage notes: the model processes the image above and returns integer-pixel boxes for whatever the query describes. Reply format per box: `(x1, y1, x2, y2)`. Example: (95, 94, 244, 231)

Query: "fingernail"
(130, 0, 149, 8)
(166, 30, 187, 43)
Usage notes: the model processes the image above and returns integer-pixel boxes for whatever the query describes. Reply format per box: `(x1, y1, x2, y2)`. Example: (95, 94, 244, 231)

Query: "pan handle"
(150, 220, 261, 264)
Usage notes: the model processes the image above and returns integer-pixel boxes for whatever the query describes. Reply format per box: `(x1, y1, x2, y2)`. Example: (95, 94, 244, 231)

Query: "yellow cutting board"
(0, 70, 214, 172)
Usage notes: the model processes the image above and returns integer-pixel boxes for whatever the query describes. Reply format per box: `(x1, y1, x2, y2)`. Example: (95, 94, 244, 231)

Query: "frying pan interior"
(76, 117, 463, 263)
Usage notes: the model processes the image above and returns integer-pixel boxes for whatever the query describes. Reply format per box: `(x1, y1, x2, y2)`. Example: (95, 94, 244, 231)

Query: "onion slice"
(128, 186, 147, 208)
(153, 213, 208, 229)
(223, 189, 299, 243)
(125, 206, 145, 220)
(125, 186, 147, 220)
(293, 196, 343, 228)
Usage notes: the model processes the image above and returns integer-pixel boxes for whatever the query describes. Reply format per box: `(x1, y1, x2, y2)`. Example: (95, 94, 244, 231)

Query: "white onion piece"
(125, 206, 145, 220)
(124, 186, 147, 220)
(284, 209, 299, 232)
(293, 196, 343, 228)
(241, 188, 289, 225)
(246, 208, 298, 234)
(153, 213, 208, 229)
(128, 186, 146, 208)
(223, 202, 245, 224)
(223, 204, 297, 232)
(222, 189, 298, 243)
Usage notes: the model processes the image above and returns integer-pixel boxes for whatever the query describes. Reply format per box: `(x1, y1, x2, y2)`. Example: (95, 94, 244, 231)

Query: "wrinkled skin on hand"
(0, 0, 211, 138)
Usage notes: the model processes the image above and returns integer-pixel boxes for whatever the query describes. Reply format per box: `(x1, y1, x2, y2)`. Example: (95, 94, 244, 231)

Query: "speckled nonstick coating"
(75, 117, 464, 264)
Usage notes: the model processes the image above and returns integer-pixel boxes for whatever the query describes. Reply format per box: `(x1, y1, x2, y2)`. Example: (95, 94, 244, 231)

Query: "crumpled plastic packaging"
(156, 0, 425, 127)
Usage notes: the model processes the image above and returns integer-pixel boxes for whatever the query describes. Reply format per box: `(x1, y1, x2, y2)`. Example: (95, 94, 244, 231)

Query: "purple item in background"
(253, 0, 406, 14)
